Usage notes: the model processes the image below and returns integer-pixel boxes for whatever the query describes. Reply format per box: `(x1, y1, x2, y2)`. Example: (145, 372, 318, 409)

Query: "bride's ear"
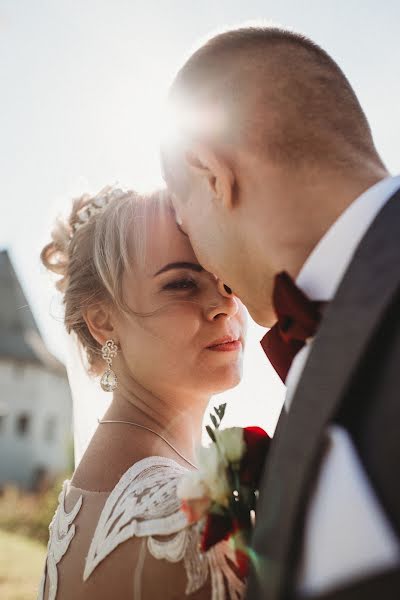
(84, 303, 116, 347)
(184, 144, 235, 210)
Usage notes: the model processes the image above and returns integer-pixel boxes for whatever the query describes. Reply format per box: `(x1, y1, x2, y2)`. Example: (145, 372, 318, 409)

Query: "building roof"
(0, 250, 66, 375)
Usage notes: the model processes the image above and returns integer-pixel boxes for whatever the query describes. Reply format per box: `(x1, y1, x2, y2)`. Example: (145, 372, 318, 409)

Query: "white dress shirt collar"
(283, 174, 400, 412)
(296, 175, 400, 302)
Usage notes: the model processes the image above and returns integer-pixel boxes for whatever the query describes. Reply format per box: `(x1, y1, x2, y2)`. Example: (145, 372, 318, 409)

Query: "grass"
(0, 473, 71, 545)
(0, 529, 47, 600)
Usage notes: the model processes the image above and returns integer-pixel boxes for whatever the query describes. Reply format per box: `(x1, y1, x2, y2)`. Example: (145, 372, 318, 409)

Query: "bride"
(37, 186, 247, 599)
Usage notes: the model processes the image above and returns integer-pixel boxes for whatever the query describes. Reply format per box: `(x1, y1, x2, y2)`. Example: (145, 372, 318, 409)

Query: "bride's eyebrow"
(154, 262, 204, 277)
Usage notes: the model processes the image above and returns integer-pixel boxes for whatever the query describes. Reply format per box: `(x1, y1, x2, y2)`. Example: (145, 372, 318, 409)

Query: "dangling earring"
(100, 339, 118, 392)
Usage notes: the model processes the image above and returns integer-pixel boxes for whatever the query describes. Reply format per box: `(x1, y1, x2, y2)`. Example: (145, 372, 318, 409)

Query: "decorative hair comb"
(72, 187, 126, 234)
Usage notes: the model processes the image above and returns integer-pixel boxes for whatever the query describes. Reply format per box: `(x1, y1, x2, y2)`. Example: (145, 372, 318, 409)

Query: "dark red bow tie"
(261, 271, 326, 383)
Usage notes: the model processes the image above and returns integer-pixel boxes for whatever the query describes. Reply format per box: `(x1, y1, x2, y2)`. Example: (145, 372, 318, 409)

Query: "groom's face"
(167, 169, 264, 323)
(168, 183, 237, 299)
(166, 156, 280, 327)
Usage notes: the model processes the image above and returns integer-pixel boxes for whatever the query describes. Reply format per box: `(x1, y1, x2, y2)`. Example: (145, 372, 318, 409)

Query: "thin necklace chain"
(97, 418, 198, 470)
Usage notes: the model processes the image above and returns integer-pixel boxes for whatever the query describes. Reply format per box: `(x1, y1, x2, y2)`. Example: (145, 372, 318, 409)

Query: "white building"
(0, 250, 73, 491)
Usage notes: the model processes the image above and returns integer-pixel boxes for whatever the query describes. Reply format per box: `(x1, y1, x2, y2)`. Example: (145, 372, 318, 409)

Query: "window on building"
(44, 416, 57, 443)
(16, 413, 31, 436)
(32, 466, 48, 493)
(0, 402, 9, 432)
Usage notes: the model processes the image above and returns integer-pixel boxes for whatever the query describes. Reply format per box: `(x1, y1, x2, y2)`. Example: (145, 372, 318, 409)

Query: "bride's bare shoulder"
(70, 425, 192, 493)
(69, 426, 155, 492)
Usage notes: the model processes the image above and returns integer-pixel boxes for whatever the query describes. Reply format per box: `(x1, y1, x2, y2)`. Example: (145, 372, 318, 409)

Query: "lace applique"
(148, 528, 188, 562)
(84, 456, 245, 599)
(148, 526, 210, 594)
(209, 542, 245, 600)
(83, 457, 187, 580)
(37, 480, 83, 600)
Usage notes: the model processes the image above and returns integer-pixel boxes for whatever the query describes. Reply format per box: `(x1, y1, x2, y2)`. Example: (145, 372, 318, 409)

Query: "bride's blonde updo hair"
(41, 185, 166, 374)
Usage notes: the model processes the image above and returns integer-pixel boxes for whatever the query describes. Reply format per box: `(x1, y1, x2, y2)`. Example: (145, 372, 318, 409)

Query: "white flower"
(196, 443, 220, 479)
(177, 470, 208, 500)
(215, 427, 245, 464)
(177, 471, 212, 523)
(196, 444, 230, 506)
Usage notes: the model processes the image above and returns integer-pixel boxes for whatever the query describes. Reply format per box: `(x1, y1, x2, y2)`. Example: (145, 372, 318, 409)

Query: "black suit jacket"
(246, 188, 400, 599)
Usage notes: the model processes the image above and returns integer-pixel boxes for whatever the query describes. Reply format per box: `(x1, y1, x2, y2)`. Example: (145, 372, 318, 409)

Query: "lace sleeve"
(84, 456, 245, 600)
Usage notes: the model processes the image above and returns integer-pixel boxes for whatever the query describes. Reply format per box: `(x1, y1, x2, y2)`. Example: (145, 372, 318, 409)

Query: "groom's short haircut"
(164, 25, 384, 182)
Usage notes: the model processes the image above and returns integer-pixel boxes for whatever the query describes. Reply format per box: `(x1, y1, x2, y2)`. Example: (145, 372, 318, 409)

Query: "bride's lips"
(206, 336, 242, 352)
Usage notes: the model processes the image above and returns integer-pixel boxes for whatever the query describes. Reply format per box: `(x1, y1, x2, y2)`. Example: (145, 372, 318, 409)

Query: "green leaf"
(210, 414, 218, 429)
(206, 425, 216, 443)
(218, 403, 227, 420)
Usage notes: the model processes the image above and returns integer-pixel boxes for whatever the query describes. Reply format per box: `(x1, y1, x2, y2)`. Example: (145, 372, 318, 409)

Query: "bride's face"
(113, 207, 247, 398)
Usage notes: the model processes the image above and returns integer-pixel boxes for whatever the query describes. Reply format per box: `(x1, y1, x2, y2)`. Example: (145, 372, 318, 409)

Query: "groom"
(162, 25, 400, 599)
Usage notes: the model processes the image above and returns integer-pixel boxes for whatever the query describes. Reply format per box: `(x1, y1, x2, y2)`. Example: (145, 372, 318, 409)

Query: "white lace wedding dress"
(37, 456, 245, 600)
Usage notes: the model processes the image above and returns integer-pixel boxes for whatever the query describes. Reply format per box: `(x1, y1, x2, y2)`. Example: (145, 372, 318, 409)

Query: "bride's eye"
(163, 277, 197, 291)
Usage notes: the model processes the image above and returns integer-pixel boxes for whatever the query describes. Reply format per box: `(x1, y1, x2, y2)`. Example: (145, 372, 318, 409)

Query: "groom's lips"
(206, 336, 241, 352)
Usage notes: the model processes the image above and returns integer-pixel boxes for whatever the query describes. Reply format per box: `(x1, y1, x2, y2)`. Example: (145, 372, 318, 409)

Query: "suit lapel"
(248, 188, 400, 599)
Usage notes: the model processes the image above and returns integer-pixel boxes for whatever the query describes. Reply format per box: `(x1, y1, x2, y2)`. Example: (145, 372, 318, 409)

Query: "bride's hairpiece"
(72, 187, 127, 235)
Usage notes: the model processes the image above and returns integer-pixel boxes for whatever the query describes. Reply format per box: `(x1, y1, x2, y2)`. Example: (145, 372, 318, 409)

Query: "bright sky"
(1, 0, 399, 434)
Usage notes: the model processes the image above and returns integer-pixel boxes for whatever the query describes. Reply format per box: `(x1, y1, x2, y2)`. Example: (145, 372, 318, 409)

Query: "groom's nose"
(217, 279, 233, 297)
(205, 280, 238, 321)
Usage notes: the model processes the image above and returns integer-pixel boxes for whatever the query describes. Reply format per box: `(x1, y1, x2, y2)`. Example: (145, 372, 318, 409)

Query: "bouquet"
(177, 404, 271, 577)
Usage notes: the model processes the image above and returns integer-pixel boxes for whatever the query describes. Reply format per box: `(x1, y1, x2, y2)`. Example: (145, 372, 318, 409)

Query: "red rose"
(240, 426, 271, 486)
(201, 512, 234, 552)
(231, 524, 251, 578)
(235, 548, 249, 578)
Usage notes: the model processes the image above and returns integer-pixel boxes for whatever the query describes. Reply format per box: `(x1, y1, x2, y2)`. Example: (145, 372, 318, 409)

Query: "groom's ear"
(184, 144, 235, 210)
